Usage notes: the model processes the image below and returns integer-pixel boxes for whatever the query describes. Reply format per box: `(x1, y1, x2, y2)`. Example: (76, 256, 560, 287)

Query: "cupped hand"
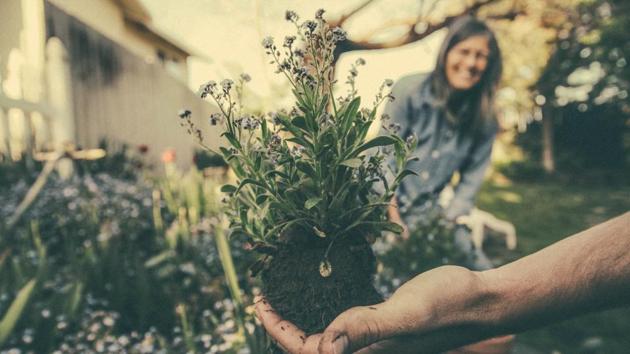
(255, 266, 483, 354)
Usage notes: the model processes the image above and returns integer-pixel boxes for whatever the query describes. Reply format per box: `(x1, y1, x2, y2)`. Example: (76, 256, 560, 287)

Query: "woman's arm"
(444, 125, 496, 220)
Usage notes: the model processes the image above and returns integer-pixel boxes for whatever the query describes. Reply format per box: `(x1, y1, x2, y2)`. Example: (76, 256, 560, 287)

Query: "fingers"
(317, 304, 396, 354)
(254, 296, 323, 354)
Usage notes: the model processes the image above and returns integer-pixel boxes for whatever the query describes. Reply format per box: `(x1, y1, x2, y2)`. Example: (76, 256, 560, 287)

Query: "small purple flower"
(406, 133, 417, 148)
(269, 133, 282, 147)
(262, 37, 274, 49)
(221, 79, 234, 93)
(284, 36, 296, 48)
(331, 27, 347, 42)
(303, 20, 317, 33)
(209, 113, 222, 126)
(388, 123, 401, 133)
(285, 10, 299, 23)
(315, 9, 325, 20)
(291, 145, 305, 158)
(240, 73, 251, 82)
(178, 109, 191, 119)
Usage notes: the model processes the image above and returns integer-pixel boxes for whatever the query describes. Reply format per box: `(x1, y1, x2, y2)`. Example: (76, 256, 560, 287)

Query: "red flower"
(161, 149, 176, 163)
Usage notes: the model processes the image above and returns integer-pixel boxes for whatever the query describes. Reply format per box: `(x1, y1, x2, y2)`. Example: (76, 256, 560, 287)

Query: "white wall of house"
(0, 1, 24, 85)
(48, 0, 188, 82)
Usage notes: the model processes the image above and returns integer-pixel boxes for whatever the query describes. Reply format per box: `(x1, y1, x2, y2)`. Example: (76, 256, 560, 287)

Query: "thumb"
(317, 303, 395, 354)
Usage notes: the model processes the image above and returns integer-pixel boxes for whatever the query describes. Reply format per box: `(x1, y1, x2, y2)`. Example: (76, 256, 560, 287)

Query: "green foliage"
(0, 279, 37, 346)
(376, 207, 466, 295)
(0, 167, 260, 352)
(477, 169, 630, 353)
(74, 139, 150, 180)
(193, 150, 228, 169)
(182, 11, 414, 251)
(519, 0, 630, 170)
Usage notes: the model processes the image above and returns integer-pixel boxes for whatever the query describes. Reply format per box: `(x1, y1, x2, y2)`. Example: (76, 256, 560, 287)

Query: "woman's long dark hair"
(431, 16, 502, 135)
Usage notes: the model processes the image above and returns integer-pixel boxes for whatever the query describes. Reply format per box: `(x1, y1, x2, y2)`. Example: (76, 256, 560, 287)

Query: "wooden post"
(46, 37, 75, 178)
(0, 107, 11, 160)
(542, 104, 555, 174)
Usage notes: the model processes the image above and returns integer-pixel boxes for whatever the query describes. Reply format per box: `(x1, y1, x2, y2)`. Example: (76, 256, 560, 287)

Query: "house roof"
(112, 0, 197, 58)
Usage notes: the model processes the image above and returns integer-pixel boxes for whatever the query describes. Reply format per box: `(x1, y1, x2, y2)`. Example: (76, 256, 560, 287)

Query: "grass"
(476, 170, 630, 354)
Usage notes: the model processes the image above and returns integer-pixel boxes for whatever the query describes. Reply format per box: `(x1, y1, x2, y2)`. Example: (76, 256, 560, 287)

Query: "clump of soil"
(261, 233, 382, 335)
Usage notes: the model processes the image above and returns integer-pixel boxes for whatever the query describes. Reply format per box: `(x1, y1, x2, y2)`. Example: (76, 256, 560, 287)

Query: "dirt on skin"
(261, 234, 383, 336)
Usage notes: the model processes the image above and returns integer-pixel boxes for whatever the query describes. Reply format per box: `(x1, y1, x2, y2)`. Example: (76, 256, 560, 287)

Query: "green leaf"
(286, 137, 314, 152)
(240, 207, 249, 233)
(342, 221, 404, 236)
(220, 184, 237, 193)
(256, 194, 270, 205)
(265, 170, 290, 180)
(66, 281, 84, 317)
(296, 161, 317, 179)
(261, 118, 269, 141)
(0, 279, 37, 346)
(377, 221, 405, 234)
(347, 135, 398, 159)
(219, 147, 232, 157)
(221, 132, 242, 150)
(339, 158, 363, 168)
(394, 169, 418, 186)
(338, 202, 391, 220)
(318, 94, 329, 114)
(264, 218, 311, 239)
(340, 97, 361, 134)
(254, 153, 262, 171)
(292, 116, 308, 130)
(235, 178, 266, 195)
(145, 250, 176, 268)
(305, 197, 322, 210)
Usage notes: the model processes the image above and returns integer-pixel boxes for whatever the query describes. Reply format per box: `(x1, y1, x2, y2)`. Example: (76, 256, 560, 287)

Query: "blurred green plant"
(0, 157, 264, 353)
(375, 207, 466, 296)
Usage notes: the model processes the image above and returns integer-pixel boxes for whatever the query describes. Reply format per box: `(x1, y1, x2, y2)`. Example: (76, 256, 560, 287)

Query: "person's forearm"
(402, 212, 630, 352)
(477, 211, 630, 333)
(317, 213, 630, 354)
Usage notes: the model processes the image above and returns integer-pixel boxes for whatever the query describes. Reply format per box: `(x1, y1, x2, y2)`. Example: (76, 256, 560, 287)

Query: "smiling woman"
(383, 16, 508, 352)
(385, 16, 503, 270)
(445, 35, 490, 90)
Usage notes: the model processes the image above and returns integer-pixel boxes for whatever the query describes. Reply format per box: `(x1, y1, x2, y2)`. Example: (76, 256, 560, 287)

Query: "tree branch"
(334, 0, 378, 27)
(333, 0, 520, 61)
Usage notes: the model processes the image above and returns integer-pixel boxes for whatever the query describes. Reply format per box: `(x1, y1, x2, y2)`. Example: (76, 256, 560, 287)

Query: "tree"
(327, 0, 522, 62)
(531, 0, 630, 173)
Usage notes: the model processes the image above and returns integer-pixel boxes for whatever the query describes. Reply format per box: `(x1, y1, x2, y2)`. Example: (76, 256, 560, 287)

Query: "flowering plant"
(182, 9, 413, 256)
(180, 9, 416, 335)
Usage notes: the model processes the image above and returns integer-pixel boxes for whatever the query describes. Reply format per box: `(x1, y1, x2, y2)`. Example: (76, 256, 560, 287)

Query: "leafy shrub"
(0, 168, 257, 353)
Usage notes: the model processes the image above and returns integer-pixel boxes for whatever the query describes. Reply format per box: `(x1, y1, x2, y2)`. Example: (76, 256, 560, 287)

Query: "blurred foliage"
(478, 170, 630, 353)
(0, 154, 263, 353)
(515, 0, 630, 170)
(192, 150, 228, 170)
(375, 207, 466, 296)
(73, 139, 151, 180)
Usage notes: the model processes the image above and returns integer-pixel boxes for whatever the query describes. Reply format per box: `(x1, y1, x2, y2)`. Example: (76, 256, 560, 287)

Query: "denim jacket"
(383, 73, 497, 222)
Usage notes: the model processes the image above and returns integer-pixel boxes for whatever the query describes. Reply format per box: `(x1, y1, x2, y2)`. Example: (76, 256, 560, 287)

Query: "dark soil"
(261, 234, 382, 335)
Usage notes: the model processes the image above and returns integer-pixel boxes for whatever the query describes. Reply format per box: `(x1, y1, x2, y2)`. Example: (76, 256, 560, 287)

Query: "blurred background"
(0, 0, 628, 353)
